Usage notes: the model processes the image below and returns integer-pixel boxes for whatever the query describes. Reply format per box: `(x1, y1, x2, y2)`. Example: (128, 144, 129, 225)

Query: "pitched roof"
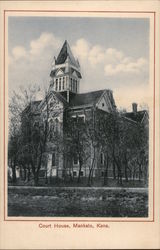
(22, 100, 42, 115)
(56, 40, 78, 67)
(69, 90, 105, 107)
(53, 91, 69, 106)
(124, 110, 148, 123)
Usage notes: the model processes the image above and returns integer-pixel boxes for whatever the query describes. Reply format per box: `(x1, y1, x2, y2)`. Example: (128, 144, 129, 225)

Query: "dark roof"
(31, 100, 42, 113)
(69, 90, 105, 107)
(53, 91, 69, 106)
(56, 40, 78, 67)
(124, 110, 147, 123)
(32, 100, 41, 107)
(70, 67, 82, 78)
(22, 100, 42, 115)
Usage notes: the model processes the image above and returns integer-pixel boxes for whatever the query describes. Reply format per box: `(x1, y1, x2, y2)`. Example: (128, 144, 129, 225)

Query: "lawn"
(8, 186, 148, 217)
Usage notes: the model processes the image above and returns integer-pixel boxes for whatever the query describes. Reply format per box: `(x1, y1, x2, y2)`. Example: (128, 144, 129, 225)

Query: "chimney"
(132, 103, 137, 114)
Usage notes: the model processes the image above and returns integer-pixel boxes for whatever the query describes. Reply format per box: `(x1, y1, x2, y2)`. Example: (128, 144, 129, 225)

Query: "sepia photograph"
(8, 16, 149, 218)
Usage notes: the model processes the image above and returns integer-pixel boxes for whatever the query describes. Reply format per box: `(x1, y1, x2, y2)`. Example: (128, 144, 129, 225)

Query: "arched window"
(69, 78, 71, 90)
(59, 78, 61, 91)
(55, 118, 59, 132)
(63, 77, 65, 90)
(55, 79, 58, 91)
(49, 119, 54, 132)
(52, 152, 56, 166)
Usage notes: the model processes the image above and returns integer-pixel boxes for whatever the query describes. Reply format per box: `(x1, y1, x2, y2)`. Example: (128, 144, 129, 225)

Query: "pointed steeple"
(56, 40, 78, 67)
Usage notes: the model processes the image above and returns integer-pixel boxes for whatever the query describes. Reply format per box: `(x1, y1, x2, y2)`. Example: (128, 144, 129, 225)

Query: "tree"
(20, 90, 64, 185)
(84, 106, 104, 186)
(64, 112, 90, 183)
(8, 84, 40, 183)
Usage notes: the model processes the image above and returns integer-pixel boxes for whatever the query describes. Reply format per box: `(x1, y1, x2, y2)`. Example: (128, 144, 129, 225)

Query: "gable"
(96, 96, 110, 112)
(72, 70, 78, 78)
(40, 92, 64, 112)
(96, 91, 114, 112)
(56, 69, 64, 76)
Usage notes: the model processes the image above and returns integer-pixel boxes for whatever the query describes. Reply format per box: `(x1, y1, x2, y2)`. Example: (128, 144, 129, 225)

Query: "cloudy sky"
(8, 16, 149, 110)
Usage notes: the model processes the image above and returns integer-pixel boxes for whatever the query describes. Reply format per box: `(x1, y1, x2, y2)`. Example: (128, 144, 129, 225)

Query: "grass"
(9, 176, 148, 188)
(8, 187, 148, 217)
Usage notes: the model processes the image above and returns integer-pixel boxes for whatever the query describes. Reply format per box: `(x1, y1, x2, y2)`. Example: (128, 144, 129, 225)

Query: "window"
(73, 79, 75, 92)
(55, 79, 58, 91)
(100, 153, 104, 165)
(102, 103, 104, 107)
(50, 102, 54, 108)
(73, 171, 77, 177)
(55, 118, 59, 132)
(73, 154, 79, 165)
(59, 78, 61, 91)
(72, 116, 77, 123)
(69, 79, 71, 90)
(75, 80, 77, 92)
(63, 77, 65, 90)
(52, 152, 56, 166)
(80, 171, 84, 177)
(78, 115, 85, 123)
(49, 119, 54, 131)
(101, 171, 104, 177)
(34, 121, 39, 127)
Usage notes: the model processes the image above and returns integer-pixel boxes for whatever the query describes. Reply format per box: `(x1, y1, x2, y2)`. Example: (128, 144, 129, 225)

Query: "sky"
(8, 16, 150, 111)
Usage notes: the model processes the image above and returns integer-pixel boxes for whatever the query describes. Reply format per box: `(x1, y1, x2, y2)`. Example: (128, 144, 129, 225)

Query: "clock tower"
(49, 40, 82, 102)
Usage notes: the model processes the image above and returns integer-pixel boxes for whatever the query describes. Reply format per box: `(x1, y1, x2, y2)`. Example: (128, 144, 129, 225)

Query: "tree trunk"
(20, 167, 23, 179)
(124, 163, 128, 182)
(77, 160, 82, 183)
(87, 157, 95, 186)
(138, 164, 142, 182)
(103, 155, 109, 186)
(27, 165, 31, 182)
(112, 149, 116, 179)
(113, 161, 116, 180)
(23, 166, 27, 181)
(124, 154, 128, 182)
(113, 155, 123, 185)
(34, 172, 39, 186)
(12, 159, 17, 183)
